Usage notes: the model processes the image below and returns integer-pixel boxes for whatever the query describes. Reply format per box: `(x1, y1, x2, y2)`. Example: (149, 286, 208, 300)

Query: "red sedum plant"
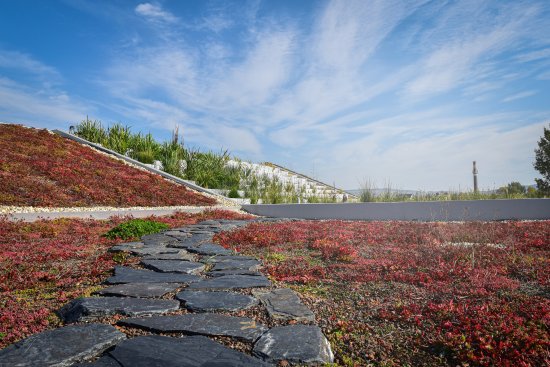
(0, 124, 216, 207)
(216, 220, 550, 366)
(0, 209, 253, 348)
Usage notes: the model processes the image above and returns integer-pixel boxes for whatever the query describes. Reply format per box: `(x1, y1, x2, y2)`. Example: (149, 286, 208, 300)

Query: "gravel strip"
(0, 204, 241, 215)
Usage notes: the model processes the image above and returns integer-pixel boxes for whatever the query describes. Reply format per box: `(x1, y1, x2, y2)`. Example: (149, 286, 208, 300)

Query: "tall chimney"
(473, 161, 478, 193)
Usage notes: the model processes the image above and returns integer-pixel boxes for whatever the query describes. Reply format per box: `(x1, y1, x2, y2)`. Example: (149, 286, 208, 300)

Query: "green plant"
(103, 219, 169, 240)
(534, 124, 550, 196)
(228, 188, 240, 198)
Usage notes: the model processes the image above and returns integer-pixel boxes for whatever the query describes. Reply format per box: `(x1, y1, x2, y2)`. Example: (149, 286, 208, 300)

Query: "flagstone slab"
(206, 270, 263, 277)
(128, 246, 180, 256)
(187, 243, 233, 256)
(176, 290, 259, 312)
(107, 335, 269, 367)
(119, 313, 267, 342)
(105, 266, 201, 284)
(211, 258, 261, 271)
(58, 297, 180, 323)
(201, 255, 258, 263)
(96, 283, 181, 298)
(0, 323, 125, 367)
(142, 250, 196, 261)
(141, 259, 205, 274)
(254, 288, 315, 322)
(109, 242, 144, 252)
(72, 355, 121, 366)
(253, 325, 334, 365)
(162, 230, 191, 237)
(167, 234, 214, 249)
(188, 274, 271, 290)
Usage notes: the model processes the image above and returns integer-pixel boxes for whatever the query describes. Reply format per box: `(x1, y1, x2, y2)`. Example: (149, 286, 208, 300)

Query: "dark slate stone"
(108, 242, 144, 252)
(255, 288, 315, 322)
(211, 259, 261, 272)
(142, 251, 196, 261)
(119, 313, 267, 342)
(96, 283, 181, 298)
(72, 355, 121, 366)
(206, 270, 263, 277)
(107, 335, 268, 367)
(58, 297, 180, 323)
(162, 230, 190, 237)
(188, 274, 271, 290)
(128, 246, 180, 256)
(105, 266, 201, 284)
(166, 234, 213, 249)
(0, 323, 125, 367)
(187, 243, 232, 256)
(253, 325, 334, 364)
(197, 220, 221, 225)
(140, 234, 176, 244)
(141, 259, 205, 274)
(176, 290, 258, 312)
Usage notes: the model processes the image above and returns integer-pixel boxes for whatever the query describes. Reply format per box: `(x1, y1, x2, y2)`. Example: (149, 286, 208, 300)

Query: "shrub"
(228, 188, 240, 198)
(103, 219, 169, 240)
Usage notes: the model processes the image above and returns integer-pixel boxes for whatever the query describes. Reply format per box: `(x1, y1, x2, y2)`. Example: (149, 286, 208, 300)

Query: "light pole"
(473, 161, 478, 193)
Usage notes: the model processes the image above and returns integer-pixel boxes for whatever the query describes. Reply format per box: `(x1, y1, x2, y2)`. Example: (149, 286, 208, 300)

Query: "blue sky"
(1, 0, 549, 190)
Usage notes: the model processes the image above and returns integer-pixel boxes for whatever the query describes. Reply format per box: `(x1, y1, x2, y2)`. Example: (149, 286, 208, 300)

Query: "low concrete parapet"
(242, 199, 550, 221)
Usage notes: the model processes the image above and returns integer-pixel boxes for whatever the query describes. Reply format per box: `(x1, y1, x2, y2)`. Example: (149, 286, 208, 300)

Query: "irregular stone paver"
(188, 274, 271, 290)
(253, 325, 334, 364)
(96, 283, 181, 298)
(167, 233, 213, 248)
(211, 258, 261, 271)
(105, 266, 201, 284)
(176, 290, 259, 312)
(206, 270, 263, 277)
(72, 355, 121, 366)
(140, 234, 176, 244)
(254, 288, 315, 322)
(187, 243, 232, 255)
(142, 250, 196, 261)
(58, 297, 180, 323)
(141, 259, 205, 274)
(0, 323, 125, 367)
(108, 241, 144, 252)
(119, 313, 267, 342)
(107, 335, 269, 367)
(162, 230, 190, 237)
(128, 246, 180, 256)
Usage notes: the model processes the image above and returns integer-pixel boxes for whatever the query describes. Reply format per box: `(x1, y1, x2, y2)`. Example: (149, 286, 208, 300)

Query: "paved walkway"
(0, 219, 334, 366)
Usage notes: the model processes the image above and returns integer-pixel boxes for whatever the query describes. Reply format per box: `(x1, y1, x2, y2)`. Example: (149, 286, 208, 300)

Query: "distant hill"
(0, 123, 216, 207)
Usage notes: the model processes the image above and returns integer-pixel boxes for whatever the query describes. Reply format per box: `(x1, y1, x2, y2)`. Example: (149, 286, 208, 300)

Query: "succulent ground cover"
(216, 220, 550, 366)
(0, 124, 216, 207)
(0, 209, 252, 348)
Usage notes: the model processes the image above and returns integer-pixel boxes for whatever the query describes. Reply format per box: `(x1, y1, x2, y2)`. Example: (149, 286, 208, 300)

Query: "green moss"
(103, 219, 169, 240)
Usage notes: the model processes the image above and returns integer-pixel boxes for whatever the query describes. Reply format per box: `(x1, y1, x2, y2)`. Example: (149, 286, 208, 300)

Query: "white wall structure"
(227, 160, 358, 203)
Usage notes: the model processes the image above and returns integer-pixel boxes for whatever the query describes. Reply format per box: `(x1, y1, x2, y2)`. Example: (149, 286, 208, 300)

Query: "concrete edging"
(242, 199, 550, 221)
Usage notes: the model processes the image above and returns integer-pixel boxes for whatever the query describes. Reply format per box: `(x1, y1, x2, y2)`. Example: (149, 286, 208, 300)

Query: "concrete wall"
(242, 199, 550, 221)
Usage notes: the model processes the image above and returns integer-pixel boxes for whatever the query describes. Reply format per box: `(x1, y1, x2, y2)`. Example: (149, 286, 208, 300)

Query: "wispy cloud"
(135, 3, 178, 24)
(502, 90, 537, 103)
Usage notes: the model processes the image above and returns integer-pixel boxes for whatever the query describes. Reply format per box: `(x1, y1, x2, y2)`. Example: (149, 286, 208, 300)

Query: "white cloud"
(0, 78, 86, 127)
(135, 3, 178, 24)
(0, 49, 60, 81)
(502, 90, 537, 103)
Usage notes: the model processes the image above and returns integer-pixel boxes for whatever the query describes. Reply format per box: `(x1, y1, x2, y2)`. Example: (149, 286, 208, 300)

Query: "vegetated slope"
(0, 124, 216, 207)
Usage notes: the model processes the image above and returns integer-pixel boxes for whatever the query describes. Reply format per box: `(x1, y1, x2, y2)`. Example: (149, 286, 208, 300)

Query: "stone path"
(0, 219, 334, 366)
